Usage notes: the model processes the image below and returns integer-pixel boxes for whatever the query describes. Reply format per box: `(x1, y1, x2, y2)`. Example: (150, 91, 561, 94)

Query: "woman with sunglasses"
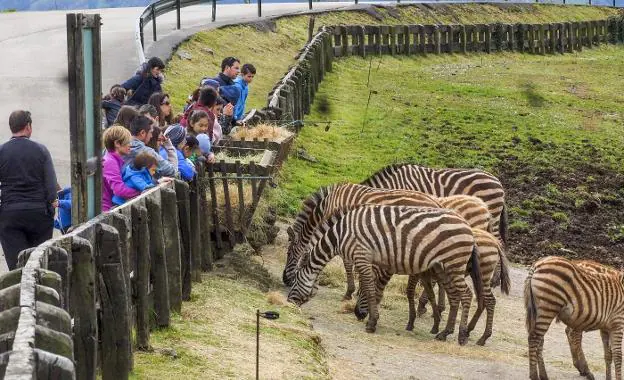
(148, 92, 173, 128)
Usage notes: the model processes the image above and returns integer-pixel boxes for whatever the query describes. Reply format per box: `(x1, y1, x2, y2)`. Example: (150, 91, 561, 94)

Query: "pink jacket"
(102, 151, 140, 211)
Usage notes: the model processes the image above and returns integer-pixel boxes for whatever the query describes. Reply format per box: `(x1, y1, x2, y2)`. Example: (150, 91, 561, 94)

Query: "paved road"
(0, 2, 353, 273)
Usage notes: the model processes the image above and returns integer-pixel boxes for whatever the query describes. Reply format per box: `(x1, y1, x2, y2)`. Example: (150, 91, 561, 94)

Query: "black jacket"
(0, 137, 57, 212)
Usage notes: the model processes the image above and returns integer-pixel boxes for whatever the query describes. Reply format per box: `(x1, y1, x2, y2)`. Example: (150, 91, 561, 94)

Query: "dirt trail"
(261, 224, 609, 380)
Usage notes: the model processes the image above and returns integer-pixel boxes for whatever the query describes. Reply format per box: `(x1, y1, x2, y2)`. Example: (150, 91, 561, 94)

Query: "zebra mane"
(306, 205, 351, 249)
(292, 184, 336, 237)
(360, 163, 411, 185)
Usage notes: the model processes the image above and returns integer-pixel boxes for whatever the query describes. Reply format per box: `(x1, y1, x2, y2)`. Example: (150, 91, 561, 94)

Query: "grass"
(163, 4, 619, 113)
(0, 8, 17, 13)
(131, 249, 329, 379)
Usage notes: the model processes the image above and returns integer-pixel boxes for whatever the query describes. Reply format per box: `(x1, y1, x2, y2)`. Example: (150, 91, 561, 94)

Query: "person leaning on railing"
(0, 110, 58, 270)
(122, 57, 165, 107)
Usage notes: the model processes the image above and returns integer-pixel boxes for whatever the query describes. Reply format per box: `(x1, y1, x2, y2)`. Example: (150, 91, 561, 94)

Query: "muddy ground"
(261, 223, 612, 380)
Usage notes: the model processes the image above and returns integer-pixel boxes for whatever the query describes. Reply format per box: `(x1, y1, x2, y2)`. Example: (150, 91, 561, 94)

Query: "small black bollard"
(256, 309, 280, 380)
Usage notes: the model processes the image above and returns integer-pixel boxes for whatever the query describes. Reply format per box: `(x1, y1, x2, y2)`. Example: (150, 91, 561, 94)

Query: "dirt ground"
(261, 222, 611, 380)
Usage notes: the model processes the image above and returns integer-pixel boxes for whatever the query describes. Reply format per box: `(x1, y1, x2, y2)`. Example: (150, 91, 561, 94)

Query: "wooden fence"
(256, 17, 624, 123)
(0, 150, 278, 379)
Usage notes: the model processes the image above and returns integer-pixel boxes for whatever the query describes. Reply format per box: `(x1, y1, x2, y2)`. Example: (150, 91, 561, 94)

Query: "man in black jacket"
(0, 110, 58, 270)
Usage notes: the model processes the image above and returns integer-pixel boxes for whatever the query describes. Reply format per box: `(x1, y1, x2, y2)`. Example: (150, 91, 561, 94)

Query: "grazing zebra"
(354, 229, 510, 345)
(287, 205, 484, 345)
(525, 256, 624, 380)
(283, 184, 493, 301)
(283, 183, 442, 296)
(361, 164, 507, 245)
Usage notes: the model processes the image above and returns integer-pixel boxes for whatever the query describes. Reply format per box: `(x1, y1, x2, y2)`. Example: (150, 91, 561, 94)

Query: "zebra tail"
(499, 203, 509, 248)
(468, 245, 485, 310)
(497, 244, 511, 296)
(524, 268, 537, 334)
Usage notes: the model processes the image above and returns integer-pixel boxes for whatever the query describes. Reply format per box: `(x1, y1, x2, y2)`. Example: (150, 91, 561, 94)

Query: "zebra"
(361, 164, 507, 245)
(283, 183, 442, 296)
(525, 256, 624, 380)
(353, 229, 511, 346)
(287, 204, 484, 345)
(283, 183, 493, 301)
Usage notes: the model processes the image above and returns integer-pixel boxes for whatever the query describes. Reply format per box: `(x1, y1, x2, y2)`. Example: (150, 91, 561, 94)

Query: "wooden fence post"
(174, 180, 192, 301)
(161, 186, 183, 313)
(94, 223, 131, 380)
(189, 179, 203, 282)
(146, 194, 171, 327)
(70, 236, 97, 380)
(131, 204, 150, 350)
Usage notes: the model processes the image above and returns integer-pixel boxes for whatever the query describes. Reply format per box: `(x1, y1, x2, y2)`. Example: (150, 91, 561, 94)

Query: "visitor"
(234, 63, 256, 121)
(112, 152, 158, 206)
(102, 85, 127, 128)
(203, 57, 240, 87)
(113, 105, 139, 130)
(125, 115, 176, 178)
(148, 92, 173, 128)
(101, 125, 140, 212)
(180, 86, 217, 134)
(163, 124, 195, 181)
(122, 57, 165, 106)
(0, 110, 58, 270)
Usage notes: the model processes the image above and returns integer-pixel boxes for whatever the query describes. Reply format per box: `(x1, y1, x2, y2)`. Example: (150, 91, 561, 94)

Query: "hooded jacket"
(102, 151, 140, 211)
(121, 63, 163, 106)
(112, 165, 155, 206)
(124, 138, 176, 178)
(233, 77, 249, 120)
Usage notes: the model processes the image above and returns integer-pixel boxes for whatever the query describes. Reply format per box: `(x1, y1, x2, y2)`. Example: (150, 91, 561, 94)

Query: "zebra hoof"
(476, 338, 487, 346)
(342, 294, 352, 301)
(405, 323, 414, 331)
(458, 335, 468, 346)
(435, 332, 448, 341)
(365, 323, 377, 333)
(430, 326, 439, 335)
(580, 371, 595, 380)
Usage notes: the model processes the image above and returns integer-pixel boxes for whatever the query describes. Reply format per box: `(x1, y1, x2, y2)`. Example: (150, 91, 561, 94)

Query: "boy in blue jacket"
(233, 63, 256, 121)
(112, 152, 158, 206)
(54, 186, 72, 234)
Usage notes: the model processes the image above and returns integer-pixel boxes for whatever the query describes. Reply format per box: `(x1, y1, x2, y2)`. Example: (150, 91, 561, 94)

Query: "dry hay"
(266, 291, 288, 306)
(213, 151, 265, 165)
(231, 123, 293, 143)
(208, 182, 254, 227)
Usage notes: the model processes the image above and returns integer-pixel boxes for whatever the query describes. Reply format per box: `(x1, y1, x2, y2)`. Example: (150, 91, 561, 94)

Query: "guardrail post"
(176, 0, 181, 29)
(258, 0, 262, 18)
(212, 0, 216, 22)
(309, 0, 312, 10)
(151, 4, 157, 41)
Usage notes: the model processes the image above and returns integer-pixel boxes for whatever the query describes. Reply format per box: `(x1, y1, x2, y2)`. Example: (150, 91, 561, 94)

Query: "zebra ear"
(287, 226, 294, 241)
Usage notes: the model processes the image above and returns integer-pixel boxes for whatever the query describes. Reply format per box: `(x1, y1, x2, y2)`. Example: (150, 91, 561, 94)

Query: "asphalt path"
(0, 2, 353, 273)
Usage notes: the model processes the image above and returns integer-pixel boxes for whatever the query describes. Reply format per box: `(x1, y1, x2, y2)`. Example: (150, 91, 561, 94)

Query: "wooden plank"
(188, 178, 202, 282)
(174, 180, 192, 301)
(220, 160, 235, 248)
(236, 161, 245, 242)
(94, 223, 131, 380)
(161, 187, 182, 312)
(130, 204, 150, 350)
(145, 194, 171, 327)
(70, 236, 97, 380)
(207, 164, 223, 254)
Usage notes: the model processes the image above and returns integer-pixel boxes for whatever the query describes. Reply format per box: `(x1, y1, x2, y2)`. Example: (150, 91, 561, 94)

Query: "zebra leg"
(456, 278, 473, 346)
(437, 284, 446, 313)
(565, 327, 594, 380)
(343, 258, 356, 301)
(354, 259, 379, 333)
(419, 275, 441, 335)
(417, 281, 428, 317)
(474, 289, 496, 346)
(601, 330, 612, 380)
(434, 274, 462, 342)
(610, 329, 622, 380)
(406, 274, 420, 331)
(536, 332, 549, 380)
(528, 332, 548, 380)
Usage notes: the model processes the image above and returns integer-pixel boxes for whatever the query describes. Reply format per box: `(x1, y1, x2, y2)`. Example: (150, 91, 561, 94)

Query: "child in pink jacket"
(101, 125, 140, 211)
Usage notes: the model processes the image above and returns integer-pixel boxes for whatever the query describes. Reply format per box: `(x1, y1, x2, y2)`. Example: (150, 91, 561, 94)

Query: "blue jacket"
(125, 138, 175, 178)
(121, 71, 162, 106)
(112, 165, 155, 206)
(160, 147, 195, 181)
(101, 99, 122, 127)
(54, 187, 72, 233)
(233, 77, 249, 120)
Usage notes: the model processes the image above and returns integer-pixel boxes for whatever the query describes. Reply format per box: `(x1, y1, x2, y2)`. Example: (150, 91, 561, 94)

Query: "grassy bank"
(163, 4, 619, 113)
(274, 45, 624, 265)
(131, 246, 329, 379)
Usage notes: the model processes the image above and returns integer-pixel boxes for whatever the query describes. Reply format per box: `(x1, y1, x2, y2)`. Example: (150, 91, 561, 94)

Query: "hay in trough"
(213, 151, 265, 165)
(230, 123, 293, 143)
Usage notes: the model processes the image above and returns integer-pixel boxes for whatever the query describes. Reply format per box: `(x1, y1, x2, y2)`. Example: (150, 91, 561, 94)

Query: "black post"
(139, 18, 144, 49)
(212, 0, 216, 22)
(151, 4, 157, 41)
(176, 0, 181, 29)
(258, 0, 262, 18)
(308, 0, 312, 10)
(256, 310, 260, 380)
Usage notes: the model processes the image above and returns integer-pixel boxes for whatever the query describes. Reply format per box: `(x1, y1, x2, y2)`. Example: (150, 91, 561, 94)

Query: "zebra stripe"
(525, 256, 624, 380)
(361, 164, 507, 245)
(287, 205, 483, 345)
(354, 229, 510, 345)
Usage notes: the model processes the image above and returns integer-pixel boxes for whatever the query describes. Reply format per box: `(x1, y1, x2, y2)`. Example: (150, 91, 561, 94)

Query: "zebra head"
(287, 266, 319, 306)
(353, 286, 369, 321)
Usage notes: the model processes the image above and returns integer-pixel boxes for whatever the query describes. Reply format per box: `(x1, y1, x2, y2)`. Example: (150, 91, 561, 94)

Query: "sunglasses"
(161, 98, 170, 106)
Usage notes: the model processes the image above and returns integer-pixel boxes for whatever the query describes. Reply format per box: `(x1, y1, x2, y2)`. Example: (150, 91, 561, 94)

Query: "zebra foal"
(287, 205, 484, 345)
(525, 256, 624, 380)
